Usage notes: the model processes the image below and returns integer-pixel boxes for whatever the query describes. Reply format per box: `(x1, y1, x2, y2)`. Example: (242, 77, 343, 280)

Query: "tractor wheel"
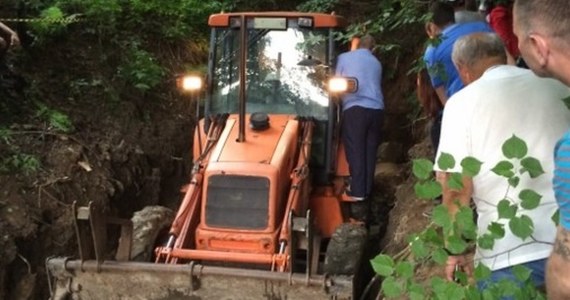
(324, 223, 368, 275)
(130, 206, 175, 262)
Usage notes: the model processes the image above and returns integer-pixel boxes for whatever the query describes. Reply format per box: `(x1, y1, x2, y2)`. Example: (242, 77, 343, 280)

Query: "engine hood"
(208, 114, 299, 165)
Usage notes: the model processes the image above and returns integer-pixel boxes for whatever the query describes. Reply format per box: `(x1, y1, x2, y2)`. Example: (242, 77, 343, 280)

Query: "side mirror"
(327, 77, 358, 94)
(176, 74, 204, 93)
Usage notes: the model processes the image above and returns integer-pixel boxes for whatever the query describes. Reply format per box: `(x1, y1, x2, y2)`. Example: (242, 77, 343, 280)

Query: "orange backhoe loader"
(46, 12, 371, 299)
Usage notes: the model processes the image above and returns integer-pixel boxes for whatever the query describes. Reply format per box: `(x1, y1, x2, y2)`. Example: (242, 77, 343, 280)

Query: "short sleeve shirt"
(423, 21, 493, 98)
(434, 65, 570, 270)
(335, 49, 384, 111)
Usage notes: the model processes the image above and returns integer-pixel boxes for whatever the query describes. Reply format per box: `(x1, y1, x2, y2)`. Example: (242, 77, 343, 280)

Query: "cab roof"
(208, 12, 346, 28)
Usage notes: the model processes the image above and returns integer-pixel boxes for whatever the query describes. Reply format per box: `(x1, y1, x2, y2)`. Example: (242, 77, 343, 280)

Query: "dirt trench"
(0, 11, 428, 300)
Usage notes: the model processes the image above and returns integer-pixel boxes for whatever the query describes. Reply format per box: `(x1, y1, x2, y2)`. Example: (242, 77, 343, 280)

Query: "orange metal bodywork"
(159, 112, 350, 270)
(159, 11, 352, 273)
(208, 12, 346, 28)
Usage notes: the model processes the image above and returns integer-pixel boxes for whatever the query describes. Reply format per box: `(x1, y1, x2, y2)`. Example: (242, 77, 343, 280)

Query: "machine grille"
(205, 175, 269, 230)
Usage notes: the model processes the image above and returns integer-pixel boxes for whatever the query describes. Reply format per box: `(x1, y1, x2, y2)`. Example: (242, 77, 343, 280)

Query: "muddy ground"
(0, 5, 434, 300)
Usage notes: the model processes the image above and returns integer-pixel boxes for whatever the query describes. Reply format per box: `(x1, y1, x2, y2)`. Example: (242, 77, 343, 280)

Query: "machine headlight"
(328, 77, 358, 93)
(179, 75, 203, 92)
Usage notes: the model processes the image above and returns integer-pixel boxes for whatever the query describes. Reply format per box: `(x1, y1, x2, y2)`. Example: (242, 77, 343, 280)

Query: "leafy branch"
(371, 135, 552, 299)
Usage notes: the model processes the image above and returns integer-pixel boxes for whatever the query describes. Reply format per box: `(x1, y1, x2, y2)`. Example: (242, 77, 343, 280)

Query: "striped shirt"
(554, 130, 570, 230)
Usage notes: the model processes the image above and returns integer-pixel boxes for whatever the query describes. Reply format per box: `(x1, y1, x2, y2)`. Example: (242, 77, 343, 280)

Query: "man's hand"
(10, 33, 20, 47)
(445, 255, 472, 282)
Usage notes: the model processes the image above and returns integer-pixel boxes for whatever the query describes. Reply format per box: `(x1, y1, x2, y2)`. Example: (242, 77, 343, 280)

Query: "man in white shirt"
(434, 32, 570, 292)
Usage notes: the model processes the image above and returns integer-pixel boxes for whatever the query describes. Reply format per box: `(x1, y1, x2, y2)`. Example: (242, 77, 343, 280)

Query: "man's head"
(430, 2, 455, 29)
(358, 34, 375, 50)
(452, 33, 507, 85)
(513, 0, 570, 84)
(446, 0, 465, 9)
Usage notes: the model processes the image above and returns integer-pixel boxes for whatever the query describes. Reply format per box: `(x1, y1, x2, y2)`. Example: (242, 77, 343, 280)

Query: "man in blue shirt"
(424, 2, 493, 104)
(423, 2, 492, 154)
(335, 34, 384, 221)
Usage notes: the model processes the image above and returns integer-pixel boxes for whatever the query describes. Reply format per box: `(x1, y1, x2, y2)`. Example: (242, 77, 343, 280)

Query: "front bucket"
(47, 258, 354, 300)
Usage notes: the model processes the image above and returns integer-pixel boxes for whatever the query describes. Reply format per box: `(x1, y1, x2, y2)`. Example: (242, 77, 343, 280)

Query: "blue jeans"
(477, 259, 546, 299)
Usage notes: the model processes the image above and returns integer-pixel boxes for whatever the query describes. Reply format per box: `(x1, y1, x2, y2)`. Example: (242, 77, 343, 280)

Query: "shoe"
(342, 192, 365, 202)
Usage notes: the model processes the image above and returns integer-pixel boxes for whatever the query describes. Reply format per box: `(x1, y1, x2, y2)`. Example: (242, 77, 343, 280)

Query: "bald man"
(335, 34, 384, 222)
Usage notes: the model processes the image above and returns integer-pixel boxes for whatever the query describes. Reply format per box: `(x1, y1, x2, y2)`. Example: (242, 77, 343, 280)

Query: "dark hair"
(515, 0, 570, 41)
(464, 0, 478, 11)
(416, 69, 442, 119)
(430, 2, 455, 27)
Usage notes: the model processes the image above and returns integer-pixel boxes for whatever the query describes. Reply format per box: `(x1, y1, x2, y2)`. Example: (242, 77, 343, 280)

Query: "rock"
(374, 162, 405, 183)
(408, 137, 433, 160)
(10, 273, 36, 300)
(377, 142, 404, 163)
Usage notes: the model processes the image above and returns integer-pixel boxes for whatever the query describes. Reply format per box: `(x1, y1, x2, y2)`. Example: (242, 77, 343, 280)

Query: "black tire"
(324, 223, 368, 275)
(130, 206, 175, 261)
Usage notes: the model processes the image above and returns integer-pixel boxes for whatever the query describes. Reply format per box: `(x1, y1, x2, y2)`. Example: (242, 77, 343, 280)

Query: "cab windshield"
(208, 19, 331, 120)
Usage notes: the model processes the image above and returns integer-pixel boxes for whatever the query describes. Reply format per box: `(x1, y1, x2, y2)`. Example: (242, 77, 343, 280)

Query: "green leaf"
(508, 176, 520, 188)
(395, 261, 413, 279)
(414, 181, 443, 200)
(553, 209, 560, 226)
(454, 270, 468, 285)
(512, 264, 532, 282)
(465, 286, 482, 300)
(423, 228, 444, 245)
(448, 173, 464, 190)
(411, 238, 429, 259)
(134, 83, 151, 90)
(409, 283, 426, 300)
(509, 215, 534, 240)
(461, 156, 482, 177)
(473, 263, 492, 281)
(478, 233, 495, 250)
(456, 206, 476, 232)
(432, 205, 452, 229)
(561, 95, 570, 110)
(437, 152, 456, 170)
(497, 199, 518, 219)
(381, 276, 402, 298)
(482, 289, 495, 300)
(497, 278, 518, 297)
(521, 157, 545, 179)
(487, 222, 505, 239)
(446, 235, 467, 255)
(444, 282, 465, 299)
(413, 158, 434, 180)
(502, 135, 528, 159)
(491, 161, 515, 178)
(430, 277, 447, 295)
(432, 248, 449, 265)
(519, 189, 542, 210)
(370, 254, 394, 277)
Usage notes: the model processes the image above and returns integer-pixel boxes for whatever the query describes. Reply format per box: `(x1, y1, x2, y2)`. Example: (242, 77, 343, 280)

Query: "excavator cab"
(205, 12, 346, 182)
(47, 12, 369, 300)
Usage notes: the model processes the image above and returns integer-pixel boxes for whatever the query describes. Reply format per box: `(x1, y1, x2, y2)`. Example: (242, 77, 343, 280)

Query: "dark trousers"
(430, 113, 443, 158)
(341, 106, 384, 198)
